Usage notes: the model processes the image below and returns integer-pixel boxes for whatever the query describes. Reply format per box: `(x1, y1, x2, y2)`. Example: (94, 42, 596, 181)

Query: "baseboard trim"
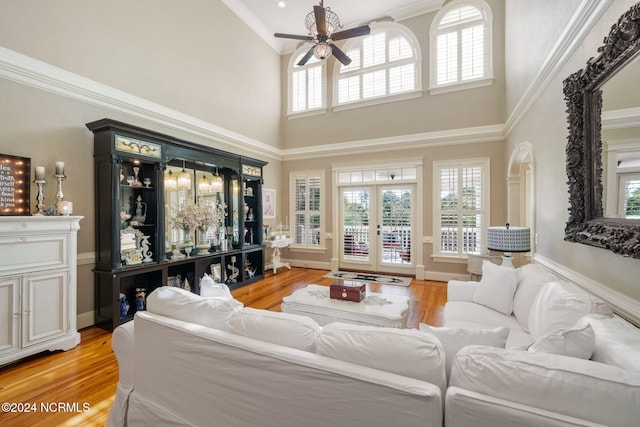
(289, 259, 332, 271)
(424, 271, 468, 282)
(77, 311, 95, 329)
(534, 254, 640, 326)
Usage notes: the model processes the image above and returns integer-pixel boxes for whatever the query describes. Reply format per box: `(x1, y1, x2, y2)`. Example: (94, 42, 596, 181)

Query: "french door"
(339, 184, 414, 274)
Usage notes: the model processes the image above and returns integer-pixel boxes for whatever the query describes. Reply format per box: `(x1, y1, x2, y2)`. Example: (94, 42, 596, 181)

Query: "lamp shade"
(487, 224, 530, 253)
(313, 42, 332, 60)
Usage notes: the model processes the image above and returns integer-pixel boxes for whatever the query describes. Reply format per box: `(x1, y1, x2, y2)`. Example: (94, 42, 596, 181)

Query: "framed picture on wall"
(262, 188, 275, 219)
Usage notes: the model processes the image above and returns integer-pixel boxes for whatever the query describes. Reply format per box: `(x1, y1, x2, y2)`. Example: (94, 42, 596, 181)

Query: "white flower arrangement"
(172, 201, 226, 232)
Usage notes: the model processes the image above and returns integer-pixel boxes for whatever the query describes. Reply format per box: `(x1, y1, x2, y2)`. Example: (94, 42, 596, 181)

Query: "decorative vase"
(196, 229, 210, 255)
(135, 288, 146, 311)
(119, 293, 130, 320)
(181, 227, 194, 256)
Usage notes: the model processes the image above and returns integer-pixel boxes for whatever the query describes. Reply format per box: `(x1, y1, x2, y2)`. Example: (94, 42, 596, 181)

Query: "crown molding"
(504, 0, 612, 137)
(602, 106, 640, 130)
(281, 124, 505, 161)
(0, 46, 508, 163)
(388, 0, 445, 21)
(0, 46, 281, 161)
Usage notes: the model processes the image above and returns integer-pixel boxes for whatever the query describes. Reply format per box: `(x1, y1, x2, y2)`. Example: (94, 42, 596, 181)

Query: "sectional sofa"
(107, 265, 640, 426)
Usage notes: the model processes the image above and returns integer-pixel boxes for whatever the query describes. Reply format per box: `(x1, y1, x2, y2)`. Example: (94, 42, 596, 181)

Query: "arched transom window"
(333, 22, 421, 109)
(288, 50, 326, 116)
(430, 0, 493, 94)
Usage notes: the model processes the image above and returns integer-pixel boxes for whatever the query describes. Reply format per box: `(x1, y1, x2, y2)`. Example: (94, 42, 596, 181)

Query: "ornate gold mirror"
(563, 3, 640, 258)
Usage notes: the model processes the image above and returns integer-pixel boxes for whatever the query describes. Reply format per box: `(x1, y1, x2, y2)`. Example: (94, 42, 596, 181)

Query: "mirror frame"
(563, 3, 640, 259)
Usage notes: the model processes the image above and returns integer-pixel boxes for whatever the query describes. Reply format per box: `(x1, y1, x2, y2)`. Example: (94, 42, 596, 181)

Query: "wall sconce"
(164, 170, 177, 190)
(177, 161, 191, 190)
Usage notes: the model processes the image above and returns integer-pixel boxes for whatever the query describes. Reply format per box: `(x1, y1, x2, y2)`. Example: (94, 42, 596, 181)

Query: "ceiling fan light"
(304, 8, 341, 38)
(313, 42, 332, 60)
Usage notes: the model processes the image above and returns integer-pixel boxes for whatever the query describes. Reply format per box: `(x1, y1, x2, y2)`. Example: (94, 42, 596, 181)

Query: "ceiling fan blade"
(274, 33, 314, 41)
(330, 43, 352, 66)
(297, 47, 315, 66)
(314, 5, 327, 36)
(331, 25, 371, 41)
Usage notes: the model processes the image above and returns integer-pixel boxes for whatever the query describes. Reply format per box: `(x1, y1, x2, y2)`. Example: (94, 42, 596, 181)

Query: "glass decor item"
(135, 288, 147, 311)
(119, 293, 130, 320)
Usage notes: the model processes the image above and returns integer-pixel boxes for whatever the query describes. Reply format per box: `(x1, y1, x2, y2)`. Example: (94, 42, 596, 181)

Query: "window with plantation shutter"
(619, 174, 640, 218)
(289, 50, 326, 115)
(333, 22, 421, 109)
(433, 159, 489, 257)
(291, 171, 324, 248)
(429, 0, 493, 94)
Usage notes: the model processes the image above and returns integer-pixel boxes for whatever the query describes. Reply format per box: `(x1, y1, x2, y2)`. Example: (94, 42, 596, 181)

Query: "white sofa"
(107, 285, 446, 427)
(441, 262, 640, 427)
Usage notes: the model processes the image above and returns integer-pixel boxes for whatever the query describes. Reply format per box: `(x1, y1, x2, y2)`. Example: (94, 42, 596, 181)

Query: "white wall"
(505, 0, 640, 302)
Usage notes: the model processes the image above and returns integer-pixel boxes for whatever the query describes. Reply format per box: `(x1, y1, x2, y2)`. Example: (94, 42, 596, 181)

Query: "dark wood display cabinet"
(87, 119, 267, 331)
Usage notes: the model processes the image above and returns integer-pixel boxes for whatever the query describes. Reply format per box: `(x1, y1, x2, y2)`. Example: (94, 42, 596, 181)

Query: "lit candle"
(59, 201, 73, 216)
(55, 161, 65, 176)
(35, 166, 45, 181)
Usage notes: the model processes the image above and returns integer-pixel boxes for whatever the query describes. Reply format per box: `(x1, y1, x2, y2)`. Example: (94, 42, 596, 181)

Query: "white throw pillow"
(227, 307, 321, 352)
(577, 314, 640, 373)
(317, 322, 446, 396)
(146, 286, 242, 331)
(199, 274, 233, 298)
(513, 263, 556, 332)
(472, 260, 518, 315)
(419, 323, 509, 379)
(528, 281, 613, 340)
(528, 323, 595, 359)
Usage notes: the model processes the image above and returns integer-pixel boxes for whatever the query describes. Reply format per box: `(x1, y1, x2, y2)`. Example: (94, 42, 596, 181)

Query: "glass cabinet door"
(119, 159, 158, 266)
(229, 175, 242, 248)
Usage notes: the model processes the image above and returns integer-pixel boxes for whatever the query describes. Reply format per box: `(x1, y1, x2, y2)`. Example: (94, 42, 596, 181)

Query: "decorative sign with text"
(0, 154, 30, 215)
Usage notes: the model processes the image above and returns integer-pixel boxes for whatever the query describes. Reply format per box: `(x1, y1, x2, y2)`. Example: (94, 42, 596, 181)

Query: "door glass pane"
(381, 188, 412, 264)
(342, 190, 370, 260)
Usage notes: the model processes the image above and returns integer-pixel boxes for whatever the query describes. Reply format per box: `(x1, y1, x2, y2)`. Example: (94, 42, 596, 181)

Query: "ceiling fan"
(274, 1, 371, 66)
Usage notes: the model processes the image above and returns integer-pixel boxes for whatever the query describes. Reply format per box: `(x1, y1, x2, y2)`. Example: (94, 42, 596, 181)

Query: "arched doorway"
(507, 142, 535, 264)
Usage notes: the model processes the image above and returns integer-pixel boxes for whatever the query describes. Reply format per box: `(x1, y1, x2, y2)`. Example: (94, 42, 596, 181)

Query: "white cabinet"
(0, 216, 82, 366)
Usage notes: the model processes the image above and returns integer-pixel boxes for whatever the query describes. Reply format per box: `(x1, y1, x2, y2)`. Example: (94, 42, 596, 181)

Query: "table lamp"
(486, 223, 531, 268)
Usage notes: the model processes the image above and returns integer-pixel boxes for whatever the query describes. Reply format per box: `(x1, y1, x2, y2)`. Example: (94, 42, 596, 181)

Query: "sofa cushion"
(419, 323, 509, 379)
(528, 280, 613, 340)
(513, 263, 555, 332)
(146, 286, 242, 331)
(472, 260, 518, 315)
(317, 322, 446, 395)
(199, 274, 233, 298)
(450, 345, 640, 427)
(443, 301, 532, 348)
(227, 307, 321, 352)
(528, 323, 595, 359)
(577, 314, 640, 373)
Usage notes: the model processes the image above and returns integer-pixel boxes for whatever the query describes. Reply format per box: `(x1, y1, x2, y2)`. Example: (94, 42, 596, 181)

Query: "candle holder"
(55, 173, 66, 212)
(33, 178, 46, 216)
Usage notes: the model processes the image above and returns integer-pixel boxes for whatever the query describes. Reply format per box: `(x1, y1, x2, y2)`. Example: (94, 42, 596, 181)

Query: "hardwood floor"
(0, 268, 446, 426)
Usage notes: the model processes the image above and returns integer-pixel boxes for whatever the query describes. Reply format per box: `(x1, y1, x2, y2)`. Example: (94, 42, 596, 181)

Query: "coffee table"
(281, 284, 410, 328)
